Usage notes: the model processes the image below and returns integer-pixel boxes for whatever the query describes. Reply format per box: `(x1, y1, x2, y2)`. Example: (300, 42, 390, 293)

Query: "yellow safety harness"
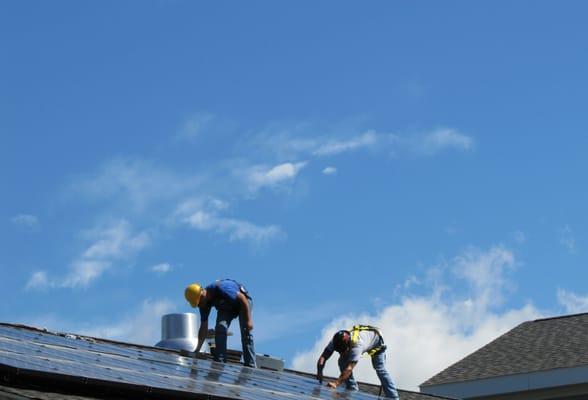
(349, 325, 386, 357)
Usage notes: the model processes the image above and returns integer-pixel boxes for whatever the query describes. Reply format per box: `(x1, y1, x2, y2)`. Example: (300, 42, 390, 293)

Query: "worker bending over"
(185, 279, 256, 368)
(316, 325, 399, 399)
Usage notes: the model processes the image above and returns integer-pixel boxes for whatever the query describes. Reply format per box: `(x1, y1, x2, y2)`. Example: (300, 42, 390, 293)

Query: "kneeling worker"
(316, 325, 399, 399)
(185, 279, 256, 368)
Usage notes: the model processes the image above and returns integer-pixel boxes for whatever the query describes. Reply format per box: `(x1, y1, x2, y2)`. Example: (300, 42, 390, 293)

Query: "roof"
(421, 312, 588, 387)
(0, 323, 451, 400)
(0, 385, 104, 400)
(284, 369, 456, 400)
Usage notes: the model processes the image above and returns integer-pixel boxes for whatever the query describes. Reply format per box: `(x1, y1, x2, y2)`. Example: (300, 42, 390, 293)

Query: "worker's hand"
(326, 381, 338, 389)
(316, 367, 324, 383)
(245, 319, 254, 331)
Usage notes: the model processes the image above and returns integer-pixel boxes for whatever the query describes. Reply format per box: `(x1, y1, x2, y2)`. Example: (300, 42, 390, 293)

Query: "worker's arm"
(195, 302, 210, 354)
(237, 292, 253, 331)
(327, 361, 357, 389)
(316, 345, 334, 383)
(195, 319, 208, 354)
(316, 355, 327, 383)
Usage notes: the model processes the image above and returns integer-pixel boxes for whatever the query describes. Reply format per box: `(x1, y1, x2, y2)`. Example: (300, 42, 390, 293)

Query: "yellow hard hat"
(185, 283, 202, 307)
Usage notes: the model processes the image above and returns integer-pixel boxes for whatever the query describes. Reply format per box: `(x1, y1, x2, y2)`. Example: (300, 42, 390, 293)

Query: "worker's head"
(333, 330, 351, 353)
(184, 283, 203, 307)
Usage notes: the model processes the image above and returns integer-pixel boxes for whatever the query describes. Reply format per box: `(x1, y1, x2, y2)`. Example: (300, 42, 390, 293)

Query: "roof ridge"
(533, 312, 588, 322)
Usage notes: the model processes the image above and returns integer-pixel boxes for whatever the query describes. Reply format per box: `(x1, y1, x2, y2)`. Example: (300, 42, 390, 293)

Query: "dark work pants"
(214, 299, 256, 368)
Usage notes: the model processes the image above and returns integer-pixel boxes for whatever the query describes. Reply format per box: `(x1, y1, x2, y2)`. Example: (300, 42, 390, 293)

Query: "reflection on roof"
(0, 323, 453, 400)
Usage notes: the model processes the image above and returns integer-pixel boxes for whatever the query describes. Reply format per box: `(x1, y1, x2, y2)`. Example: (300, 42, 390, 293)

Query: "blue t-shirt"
(200, 279, 247, 321)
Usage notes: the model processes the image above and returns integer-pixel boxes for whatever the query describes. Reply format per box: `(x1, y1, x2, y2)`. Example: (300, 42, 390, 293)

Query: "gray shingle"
(421, 313, 588, 387)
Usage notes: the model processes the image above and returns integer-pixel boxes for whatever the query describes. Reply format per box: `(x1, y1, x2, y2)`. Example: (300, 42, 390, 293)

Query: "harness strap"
(349, 325, 386, 357)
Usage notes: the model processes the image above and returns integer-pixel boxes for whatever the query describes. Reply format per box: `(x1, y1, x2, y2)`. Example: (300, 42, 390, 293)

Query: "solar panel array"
(0, 324, 382, 400)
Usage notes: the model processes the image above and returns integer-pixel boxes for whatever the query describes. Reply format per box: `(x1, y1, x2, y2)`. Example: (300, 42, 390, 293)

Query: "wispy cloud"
(557, 288, 588, 314)
(410, 128, 474, 155)
(250, 124, 472, 162)
(19, 298, 176, 346)
(322, 166, 337, 175)
(61, 260, 112, 289)
(312, 131, 379, 156)
(175, 198, 284, 244)
(244, 162, 308, 191)
(81, 298, 176, 345)
(73, 158, 203, 213)
(253, 129, 383, 161)
(451, 246, 516, 308)
(291, 246, 540, 391)
(25, 271, 50, 291)
(10, 214, 39, 231)
(63, 220, 150, 288)
(151, 262, 172, 275)
(26, 220, 151, 290)
(68, 155, 289, 256)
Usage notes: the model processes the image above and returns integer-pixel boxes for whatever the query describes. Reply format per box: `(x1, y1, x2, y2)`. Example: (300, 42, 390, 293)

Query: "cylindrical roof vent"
(155, 313, 199, 352)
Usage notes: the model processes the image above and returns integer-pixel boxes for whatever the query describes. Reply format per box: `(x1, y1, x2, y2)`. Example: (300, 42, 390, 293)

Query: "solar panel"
(0, 324, 382, 400)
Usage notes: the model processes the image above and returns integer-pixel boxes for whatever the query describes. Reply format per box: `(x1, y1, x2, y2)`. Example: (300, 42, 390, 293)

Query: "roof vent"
(155, 313, 199, 352)
(256, 354, 285, 371)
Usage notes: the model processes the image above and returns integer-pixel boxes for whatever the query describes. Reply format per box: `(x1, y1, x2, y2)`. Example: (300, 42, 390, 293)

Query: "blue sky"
(2, 1, 588, 391)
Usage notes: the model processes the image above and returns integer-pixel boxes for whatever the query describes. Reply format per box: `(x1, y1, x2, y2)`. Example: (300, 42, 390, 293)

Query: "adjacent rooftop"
(421, 312, 588, 388)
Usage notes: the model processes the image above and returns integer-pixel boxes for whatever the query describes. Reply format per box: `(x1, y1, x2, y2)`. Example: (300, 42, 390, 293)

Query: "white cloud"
(557, 288, 588, 314)
(62, 221, 150, 288)
(18, 298, 176, 347)
(291, 246, 541, 391)
(11, 214, 39, 230)
(82, 221, 150, 260)
(61, 260, 112, 288)
(559, 225, 576, 254)
(151, 263, 171, 275)
(25, 271, 50, 290)
(74, 158, 203, 212)
(451, 246, 515, 309)
(322, 166, 337, 175)
(412, 128, 474, 155)
(312, 131, 379, 156)
(175, 198, 284, 244)
(252, 125, 473, 163)
(26, 220, 151, 290)
(244, 162, 307, 191)
(187, 212, 283, 243)
(81, 298, 176, 345)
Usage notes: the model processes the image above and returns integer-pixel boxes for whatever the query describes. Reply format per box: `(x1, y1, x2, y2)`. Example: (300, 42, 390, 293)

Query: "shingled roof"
(421, 312, 588, 387)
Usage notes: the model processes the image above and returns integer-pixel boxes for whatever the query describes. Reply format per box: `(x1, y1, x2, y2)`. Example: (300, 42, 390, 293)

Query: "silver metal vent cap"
(155, 313, 199, 352)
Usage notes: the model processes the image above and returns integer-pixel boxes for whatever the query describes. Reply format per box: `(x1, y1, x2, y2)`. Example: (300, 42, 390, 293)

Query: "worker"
(316, 325, 399, 399)
(185, 279, 256, 368)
